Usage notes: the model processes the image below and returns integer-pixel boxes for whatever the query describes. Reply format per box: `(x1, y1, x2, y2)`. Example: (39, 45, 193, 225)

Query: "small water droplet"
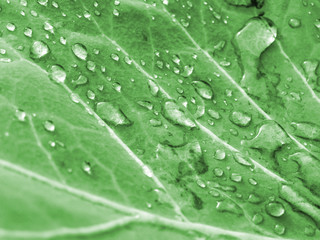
(163, 101, 196, 128)
(231, 173, 242, 182)
(252, 213, 263, 224)
(229, 111, 251, 127)
(266, 202, 285, 217)
(113, 9, 119, 16)
(274, 224, 285, 235)
(124, 56, 132, 65)
(30, 41, 50, 59)
(111, 53, 119, 61)
(172, 54, 181, 65)
(72, 74, 88, 86)
(112, 82, 121, 92)
(288, 18, 301, 28)
(215, 149, 226, 160)
(49, 65, 66, 83)
(86, 61, 96, 72)
(192, 81, 213, 100)
(43, 120, 55, 132)
(72, 43, 88, 60)
(248, 193, 261, 204)
(137, 100, 153, 110)
(44, 21, 54, 33)
(6, 23, 16, 31)
(233, 152, 252, 167)
(213, 167, 224, 177)
(96, 102, 131, 126)
(149, 118, 162, 127)
(181, 65, 194, 77)
(207, 109, 221, 119)
(15, 109, 26, 122)
(148, 79, 159, 96)
(87, 90, 95, 100)
(216, 199, 242, 215)
(24, 27, 33, 37)
(82, 161, 92, 175)
(37, 0, 48, 6)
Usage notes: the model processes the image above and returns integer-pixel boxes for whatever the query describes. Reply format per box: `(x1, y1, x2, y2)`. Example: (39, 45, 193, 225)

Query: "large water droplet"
(229, 111, 251, 127)
(96, 102, 131, 126)
(30, 41, 50, 59)
(192, 81, 213, 99)
(49, 65, 66, 83)
(163, 101, 196, 128)
(6, 23, 16, 31)
(266, 202, 285, 217)
(72, 43, 88, 60)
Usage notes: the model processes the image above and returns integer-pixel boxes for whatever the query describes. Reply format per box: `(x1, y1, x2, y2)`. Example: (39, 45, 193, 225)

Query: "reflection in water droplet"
(43, 120, 55, 132)
(15, 109, 26, 122)
(30, 41, 50, 59)
(266, 202, 285, 217)
(72, 43, 88, 60)
(96, 102, 131, 126)
(163, 101, 196, 128)
(49, 65, 66, 83)
(192, 81, 213, 99)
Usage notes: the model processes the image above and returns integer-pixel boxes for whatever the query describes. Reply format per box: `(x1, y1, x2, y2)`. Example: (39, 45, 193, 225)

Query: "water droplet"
(233, 152, 252, 167)
(86, 90, 95, 100)
(111, 53, 119, 61)
(215, 149, 226, 160)
(163, 101, 196, 128)
(72, 74, 88, 86)
(274, 224, 285, 235)
(196, 179, 206, 188)
(207, 109, 221, 119)
(24, 27, 32, 37)
(252, 213, 263, 224)
(124, 56, 132, 65)
(43, 120, 55, 132)
(15, 109, 26, 122)
(30, 41, 50, 59)
(288, 18, 301, 28)
(72, 43, 88, 60)
(213, 40, 226, 52)
(231, 173, 242, 182)
(44, 21, 54, 33)
(82, 161, 92, 175)
(137, 100, 153, 110)
(181, 65, 194, 77)
(6, 23, 16, 31)
(96, 102, 131, 126)
(149, 118, 162, 127)
(248, 178, 258, 186)
(213, 167, 224, 177)
(37, 0, 48, 6)
(113, 9, 119, 16)
(304, 225, 315, 236)
(86, 61, 96, 72)
(49, 65, 66, 83)
(216, 199, 242, 215)
(229, 111, 251, 127)
(266, 202, 285, 217)
(148, 79, 159, 96)
(192, 81, 213, 100)
(291, 122, 320, 141)
(172, 54, 180, 65)
(248, 193, 261, 204)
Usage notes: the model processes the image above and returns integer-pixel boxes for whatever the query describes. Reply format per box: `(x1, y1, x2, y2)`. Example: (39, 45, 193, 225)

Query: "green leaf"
(0, 0, 319, 239)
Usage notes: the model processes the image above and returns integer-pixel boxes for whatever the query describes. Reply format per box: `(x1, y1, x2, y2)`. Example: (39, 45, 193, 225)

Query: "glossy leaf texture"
(0, 0, 319, 239)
